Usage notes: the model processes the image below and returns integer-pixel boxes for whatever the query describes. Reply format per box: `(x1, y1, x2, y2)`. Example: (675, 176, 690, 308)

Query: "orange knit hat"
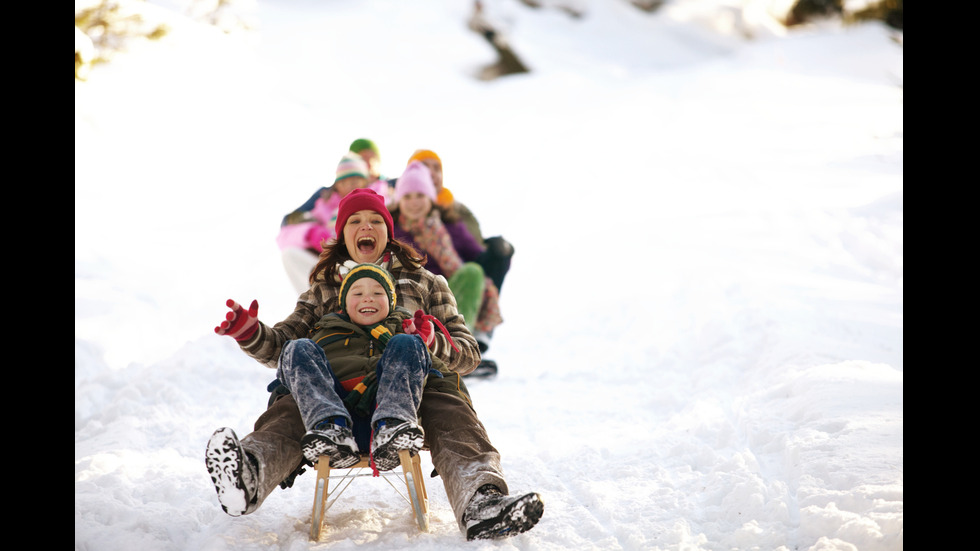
(407, 149, 441, 166)
(406, 149, 453, 205)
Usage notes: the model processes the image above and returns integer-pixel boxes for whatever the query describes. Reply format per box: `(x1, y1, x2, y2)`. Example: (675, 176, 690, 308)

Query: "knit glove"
(402, 309, 435, 347)
(214, 299, 259, 342)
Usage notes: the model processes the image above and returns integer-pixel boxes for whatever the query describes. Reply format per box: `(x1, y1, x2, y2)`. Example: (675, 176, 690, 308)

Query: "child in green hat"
(278, 263, 451, 472)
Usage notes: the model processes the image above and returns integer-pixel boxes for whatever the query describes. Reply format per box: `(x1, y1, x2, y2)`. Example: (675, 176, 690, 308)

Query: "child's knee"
(449, 263, 486, 295)
(279, 338, 323, 374)
(457, 262, 484, 279)
(485, 236, 514, 258)
(282, 338, 317, 358)
(388, 333, 424, 352)
(386, 334, 432, 368)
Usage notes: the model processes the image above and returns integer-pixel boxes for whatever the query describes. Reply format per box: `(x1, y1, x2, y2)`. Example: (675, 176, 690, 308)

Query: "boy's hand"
(215, 299, 259, 342)
(415, 318, 435, 348)
(402, 309, 435, 347)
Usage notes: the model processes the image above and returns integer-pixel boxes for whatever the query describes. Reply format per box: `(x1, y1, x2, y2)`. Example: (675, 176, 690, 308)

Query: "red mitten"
(415, 314, 435, 348)
(402, 309, 460, 353)
(401, 309, 435, 347)
(214, 299, 260, 342)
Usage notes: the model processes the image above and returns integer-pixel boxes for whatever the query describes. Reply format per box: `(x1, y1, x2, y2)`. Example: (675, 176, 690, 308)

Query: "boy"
(290, 262, 435, 471)
(206, 264, 454, 515)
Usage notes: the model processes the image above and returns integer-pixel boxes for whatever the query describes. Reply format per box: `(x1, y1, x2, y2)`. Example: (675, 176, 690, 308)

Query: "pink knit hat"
(393, 161, 437, 203)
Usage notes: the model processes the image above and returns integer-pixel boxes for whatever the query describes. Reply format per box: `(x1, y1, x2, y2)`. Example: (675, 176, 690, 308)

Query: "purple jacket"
(393, 218, 485, 277)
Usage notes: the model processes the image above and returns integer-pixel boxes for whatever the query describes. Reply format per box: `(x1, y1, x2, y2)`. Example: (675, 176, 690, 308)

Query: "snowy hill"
(75, 1, 903, 550)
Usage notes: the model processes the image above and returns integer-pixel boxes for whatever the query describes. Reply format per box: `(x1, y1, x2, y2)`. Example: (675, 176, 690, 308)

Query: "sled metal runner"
(310, 450, 429, 540)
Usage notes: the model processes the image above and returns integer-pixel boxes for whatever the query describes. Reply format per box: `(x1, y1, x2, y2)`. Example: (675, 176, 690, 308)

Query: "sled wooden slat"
(310, 451, 430, 540)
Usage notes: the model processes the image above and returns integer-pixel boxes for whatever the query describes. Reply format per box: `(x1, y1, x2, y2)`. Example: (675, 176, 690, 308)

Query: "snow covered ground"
(75, 1, 903, 549)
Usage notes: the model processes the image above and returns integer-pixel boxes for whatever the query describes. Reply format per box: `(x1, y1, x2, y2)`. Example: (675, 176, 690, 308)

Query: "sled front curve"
(310, 451, 430, 540)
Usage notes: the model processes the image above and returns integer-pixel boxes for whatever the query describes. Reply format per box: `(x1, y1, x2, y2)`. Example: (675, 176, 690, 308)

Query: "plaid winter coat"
(239, 256, 482, 376)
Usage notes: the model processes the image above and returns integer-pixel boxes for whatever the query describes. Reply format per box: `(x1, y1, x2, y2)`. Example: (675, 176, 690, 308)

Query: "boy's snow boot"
(463, 484, 544, 540)
(205, 427, 259, 517)
(300, 417, 360, 468)
(370, 418, 425, 471)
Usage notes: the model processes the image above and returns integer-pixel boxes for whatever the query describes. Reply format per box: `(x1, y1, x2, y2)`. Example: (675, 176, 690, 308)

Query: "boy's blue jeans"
(276, 334, 430, 449)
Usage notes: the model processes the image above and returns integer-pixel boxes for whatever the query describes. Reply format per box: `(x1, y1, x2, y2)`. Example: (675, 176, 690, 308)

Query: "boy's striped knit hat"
(339, 263, 397, 315)
(335, 151, 368, 184)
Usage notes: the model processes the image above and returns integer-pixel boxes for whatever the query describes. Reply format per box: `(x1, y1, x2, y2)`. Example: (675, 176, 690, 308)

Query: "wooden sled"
(309, 450, 429, 540)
